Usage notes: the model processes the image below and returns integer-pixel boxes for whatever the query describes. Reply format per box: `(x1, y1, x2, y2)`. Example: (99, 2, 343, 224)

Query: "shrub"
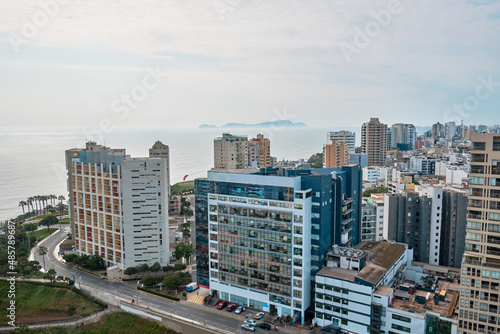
(68, 305, 76, 315)
(137, 286, 179, 301)
(63, 253, 78, 263)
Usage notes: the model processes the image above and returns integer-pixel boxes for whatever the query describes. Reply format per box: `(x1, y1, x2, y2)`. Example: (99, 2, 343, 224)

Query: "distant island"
(199, 120, 307, 129)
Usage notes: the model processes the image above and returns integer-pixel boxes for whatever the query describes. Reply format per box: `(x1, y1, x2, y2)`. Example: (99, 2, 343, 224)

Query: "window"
(392, 314, 411, 323)
(391, 324, 411, 333)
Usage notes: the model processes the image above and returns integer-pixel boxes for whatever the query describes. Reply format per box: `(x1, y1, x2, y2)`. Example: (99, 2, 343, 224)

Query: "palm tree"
(58, 195, 65, 204)
(27, 197, 34, 214)
(38, 245, 48, 270)
(19, 200, 26, 215)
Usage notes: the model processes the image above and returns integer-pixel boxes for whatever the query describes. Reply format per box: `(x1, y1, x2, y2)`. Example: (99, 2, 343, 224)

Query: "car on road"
(259, 322, 272, 330)
(241, 323, 256, 332)
(235, 305, 246, 314)
(226, 303, 237, 312)
(244, 319, 258, 327)
(254, 312, 265, 320)
(215, 300, 228, 310)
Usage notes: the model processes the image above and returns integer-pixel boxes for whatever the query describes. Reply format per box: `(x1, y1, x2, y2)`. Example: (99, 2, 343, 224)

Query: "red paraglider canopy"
(183, 175, 189, 181)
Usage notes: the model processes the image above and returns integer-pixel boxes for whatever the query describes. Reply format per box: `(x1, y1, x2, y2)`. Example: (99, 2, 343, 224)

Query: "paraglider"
(183, 175, 189, 181)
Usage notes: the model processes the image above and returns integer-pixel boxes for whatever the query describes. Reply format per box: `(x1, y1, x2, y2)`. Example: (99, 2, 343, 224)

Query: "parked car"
(259, 322, 272, 330)
(254, 312, 265, 320)
(244, 319, 257, 327)
(241, 323, 256, 332)
(215, 300, 228, 310)
(235, 305, 246, 314)
(226, 303, 237, 312)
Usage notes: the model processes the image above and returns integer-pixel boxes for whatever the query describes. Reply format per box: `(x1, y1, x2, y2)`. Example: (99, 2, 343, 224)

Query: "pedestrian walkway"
(186, 293, 205, 305)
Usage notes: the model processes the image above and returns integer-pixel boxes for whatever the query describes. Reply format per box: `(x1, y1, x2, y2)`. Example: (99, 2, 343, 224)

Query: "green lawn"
(31, 228, 58, 241)
(171, 180, 195, 195)
(25, 311, 180, 333)
(0, 281, 103, 325)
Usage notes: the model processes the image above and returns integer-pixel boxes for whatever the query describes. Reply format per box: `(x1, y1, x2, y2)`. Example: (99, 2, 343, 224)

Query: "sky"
(1, 0, 500, 133)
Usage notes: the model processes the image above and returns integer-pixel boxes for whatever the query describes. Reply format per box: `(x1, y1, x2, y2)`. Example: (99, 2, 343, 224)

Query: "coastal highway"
(32, 228, 268, 334)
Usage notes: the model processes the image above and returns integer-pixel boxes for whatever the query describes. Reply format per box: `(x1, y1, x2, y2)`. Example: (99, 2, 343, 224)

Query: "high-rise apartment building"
(326, 131, 355, 153)
(65, 142, 170, 269)
(390, 123, 416, 150)
(248, 134, 271, 168)
(194, 165, 362, 322)
(445, 122, 456, 140)
(384, 186, 443, 264)
(440, 188, 467, 268)
(214, 133, 248, 169)
(459, 133, 500, 334)
(361, 118, 388, 166)
(322, 140, 348, 168)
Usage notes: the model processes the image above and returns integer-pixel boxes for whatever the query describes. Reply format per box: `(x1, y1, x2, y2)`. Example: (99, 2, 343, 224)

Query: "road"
(33, 228, 273, 334)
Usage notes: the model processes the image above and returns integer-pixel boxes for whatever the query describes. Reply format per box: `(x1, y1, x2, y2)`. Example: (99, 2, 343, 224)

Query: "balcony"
(468, 213, 482, 220)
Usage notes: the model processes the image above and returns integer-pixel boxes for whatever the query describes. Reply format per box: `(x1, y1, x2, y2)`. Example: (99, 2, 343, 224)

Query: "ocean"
(0, 126, 359, 221)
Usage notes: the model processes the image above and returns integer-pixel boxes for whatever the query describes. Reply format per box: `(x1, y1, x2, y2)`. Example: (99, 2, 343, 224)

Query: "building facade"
(361, 118, 388, 166)
(323, 140, 349, 168)
(214, 133, 248, 169)
(248, 134, 272, 168)
(326, 131, 356, 154)
(195, 165, 362, 322)
(66, 142, 170, 269)
(459, 133, 500, 334)
(315, 241, 460, 334)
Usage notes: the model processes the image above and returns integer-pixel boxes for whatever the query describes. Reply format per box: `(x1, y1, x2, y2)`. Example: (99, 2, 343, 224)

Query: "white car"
(254, 312, 265, 320)
(235, 306, 246, 314)
(241, 323, 255, 332)
(244, 319, 258, 327)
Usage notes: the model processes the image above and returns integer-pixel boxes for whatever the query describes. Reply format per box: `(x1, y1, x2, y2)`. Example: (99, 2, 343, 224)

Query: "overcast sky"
(1, 0, 499, 132)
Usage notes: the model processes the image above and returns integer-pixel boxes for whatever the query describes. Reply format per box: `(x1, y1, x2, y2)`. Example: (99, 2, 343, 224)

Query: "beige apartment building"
(361, 117, 388, 166)
(65, 141, 170, 269)
(322, 140, 348, 168)
(248, 134, 271, 167)
(213, 133, 248, 169)
(459, 133, 500, 334)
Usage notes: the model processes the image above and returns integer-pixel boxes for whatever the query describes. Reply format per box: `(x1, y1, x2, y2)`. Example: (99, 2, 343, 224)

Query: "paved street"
(32, 228, 313, 334)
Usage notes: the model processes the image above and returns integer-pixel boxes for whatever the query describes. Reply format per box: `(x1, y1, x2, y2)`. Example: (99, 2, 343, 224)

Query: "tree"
(86, 254, 105, 270)
(27, 197, 34, 214)
(58, 196, 66, 218)
(138, 263, 150, 276)
(124, 266, 138, 276)
(174, 243, 196, 264)
(17, 257, 28, 275)
(63, 253, 78, 263)
(19, 201, 27, 218)
(39, 214, 58, 230)
(150, 262, 161, 276)
(45, 268, 57, 282)
(355, 146, 362, 153)
(162, 272, 185, 290)
(38, 245, 48, 270)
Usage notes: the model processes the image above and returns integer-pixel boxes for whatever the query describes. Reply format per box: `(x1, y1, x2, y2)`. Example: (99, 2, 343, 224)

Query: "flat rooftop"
(316, 266, 356, 282)
(391, 280, 459, 318)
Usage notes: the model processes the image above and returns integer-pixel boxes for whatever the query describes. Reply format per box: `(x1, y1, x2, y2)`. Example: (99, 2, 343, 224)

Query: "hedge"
(137, 286, 180, 301)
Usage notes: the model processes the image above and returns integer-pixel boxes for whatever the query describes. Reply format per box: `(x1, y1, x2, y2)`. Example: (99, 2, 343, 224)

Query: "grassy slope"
(170, 180, 195, 195)
(0, 282, 102, 325)
(31, 228, 58, 240)
(26, 311, 180, 334)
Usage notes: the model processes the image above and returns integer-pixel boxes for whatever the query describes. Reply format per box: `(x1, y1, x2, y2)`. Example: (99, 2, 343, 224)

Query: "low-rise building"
(314, 241, 460, 334)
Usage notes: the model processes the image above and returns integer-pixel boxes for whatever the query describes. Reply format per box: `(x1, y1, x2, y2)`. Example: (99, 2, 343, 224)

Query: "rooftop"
(316, 266, 356, 282)
(391, 280, 459, 318)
